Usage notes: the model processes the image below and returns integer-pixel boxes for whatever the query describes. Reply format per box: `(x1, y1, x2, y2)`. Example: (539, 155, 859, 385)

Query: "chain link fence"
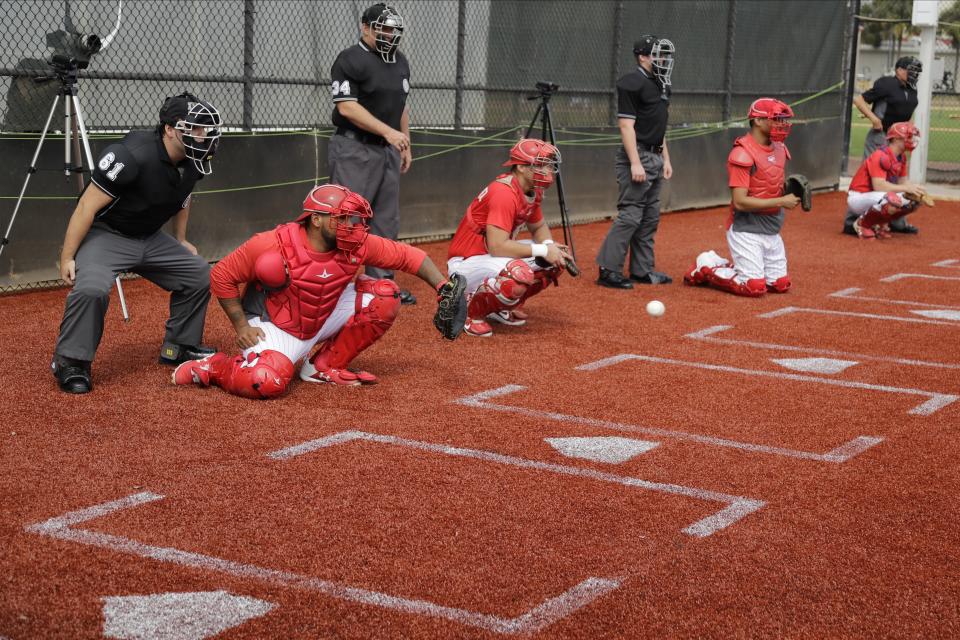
(1, 0, 846, 133)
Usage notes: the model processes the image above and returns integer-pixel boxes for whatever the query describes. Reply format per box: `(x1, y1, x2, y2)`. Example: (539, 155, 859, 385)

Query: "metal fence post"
(609, 1, 624, 126)
(721, 0, 737, 123)
(454, 0, 467, 129)
(242, 0, 256, 131)
(840, 0, 861, 177)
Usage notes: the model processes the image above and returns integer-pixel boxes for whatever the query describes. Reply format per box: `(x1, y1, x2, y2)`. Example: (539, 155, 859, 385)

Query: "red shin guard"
(703, 270, 767, 297)
(208, 350, 295, 399)
(467, 259, 536, 318)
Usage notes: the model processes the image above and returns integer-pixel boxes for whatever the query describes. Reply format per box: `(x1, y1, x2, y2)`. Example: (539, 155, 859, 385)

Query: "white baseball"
(646, 300, 665, 317)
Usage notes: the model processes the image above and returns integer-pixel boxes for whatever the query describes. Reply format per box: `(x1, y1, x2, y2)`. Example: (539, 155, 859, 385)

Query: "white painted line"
(685, 324, 960, 370)
(758, 306, 960, 326)
(26, 493, 620, 636)
(880, 272, 960, 282)
(268, 431, 763, 537)
(456, 386, 883, 463)
(576, 354, 956, 416)
(931, 259, 960, 268)
(829, 287, 960, 311)
(911, 309, 960, 321)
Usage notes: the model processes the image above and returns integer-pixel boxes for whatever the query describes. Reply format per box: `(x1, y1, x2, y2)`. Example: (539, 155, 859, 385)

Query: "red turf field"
(2, 191, 959, 638)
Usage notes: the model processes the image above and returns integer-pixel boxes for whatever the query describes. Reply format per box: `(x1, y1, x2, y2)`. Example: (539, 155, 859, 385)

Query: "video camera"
(46, 28, 102, 70)
(536, 81, 559, 95)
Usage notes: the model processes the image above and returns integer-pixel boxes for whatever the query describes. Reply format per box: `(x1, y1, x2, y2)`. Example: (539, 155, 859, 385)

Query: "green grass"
(848, 106, 960, 164)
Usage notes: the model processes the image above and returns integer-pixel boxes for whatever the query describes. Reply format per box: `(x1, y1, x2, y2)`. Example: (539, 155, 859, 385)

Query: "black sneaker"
(159, 343, 217, 366)
(52, 356, 92, 394)
(398, 289, 417, 305)
(842, 223, 857, 236)
(630, 271, 673, 285)
(596, 268, 634, 289)
(889, 223, 919, 234)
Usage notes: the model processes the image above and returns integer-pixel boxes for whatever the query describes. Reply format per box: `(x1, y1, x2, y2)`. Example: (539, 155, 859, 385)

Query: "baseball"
(646, 300, 665, 317)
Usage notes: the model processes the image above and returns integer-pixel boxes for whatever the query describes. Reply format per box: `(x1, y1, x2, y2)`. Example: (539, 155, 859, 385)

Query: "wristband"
(543, 239, 555, 245)
(531, 244, 549, 258)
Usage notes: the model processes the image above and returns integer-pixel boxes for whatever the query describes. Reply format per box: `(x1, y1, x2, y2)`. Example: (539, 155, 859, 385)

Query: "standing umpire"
(596, 35, 675, 289)
(328, 3, 416, 304)
(51, 93, 222, 394)
(845, 56, 923, 235)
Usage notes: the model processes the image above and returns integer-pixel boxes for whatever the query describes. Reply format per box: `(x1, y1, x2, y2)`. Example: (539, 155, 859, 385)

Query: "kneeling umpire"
(51, 92, 222, 394)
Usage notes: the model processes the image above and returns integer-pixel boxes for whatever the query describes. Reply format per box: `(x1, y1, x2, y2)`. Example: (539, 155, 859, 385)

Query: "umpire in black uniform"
(845, 56, 923, 234)
(328, 3, 416, 304)
(596, 35, 675, 289)
(51, 93, 222, 394)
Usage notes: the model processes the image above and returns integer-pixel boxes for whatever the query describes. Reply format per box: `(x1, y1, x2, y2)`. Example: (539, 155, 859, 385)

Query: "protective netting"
(0, 0, 848, 132)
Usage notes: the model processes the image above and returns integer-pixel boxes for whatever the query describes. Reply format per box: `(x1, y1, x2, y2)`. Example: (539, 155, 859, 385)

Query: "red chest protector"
(877, 146, 905, 181)
(729, 135, 789, 214)
(265, 222, 360, 339)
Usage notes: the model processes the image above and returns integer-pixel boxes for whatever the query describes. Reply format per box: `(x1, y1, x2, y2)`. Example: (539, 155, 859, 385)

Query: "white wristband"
(531, 243, 549, 258)
(543, 239, 555, 245)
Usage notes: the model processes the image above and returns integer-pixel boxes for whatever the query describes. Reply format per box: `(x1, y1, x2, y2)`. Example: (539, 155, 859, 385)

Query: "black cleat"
(630, 271, 673, 285)
(159, 343, 217, 366)
(889, 223, 919, 234)
(842, 223, 858, 236)
(398, 289, 417, 305)
(52, 357, 92, 394)
(596, 268, 634, 289)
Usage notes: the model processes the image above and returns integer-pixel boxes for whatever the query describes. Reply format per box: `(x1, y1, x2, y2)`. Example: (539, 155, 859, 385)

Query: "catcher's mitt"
(433, 273, 468, 340)
(534, 256, 581, 278)
(905, 191, 936, 207)
(784, 174, 812, 212)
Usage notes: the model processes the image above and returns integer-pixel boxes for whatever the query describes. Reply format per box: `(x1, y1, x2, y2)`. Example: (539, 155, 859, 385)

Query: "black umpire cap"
(362, 3, 390, 24)
(633, 35, 657, 56)
(895, 55, 921, 70)
(159, 92, 199, 126)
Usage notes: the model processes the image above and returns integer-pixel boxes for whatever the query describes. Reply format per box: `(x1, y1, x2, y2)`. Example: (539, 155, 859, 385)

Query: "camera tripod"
(525, 81, 575, 260)
(1, 56, 129, 320)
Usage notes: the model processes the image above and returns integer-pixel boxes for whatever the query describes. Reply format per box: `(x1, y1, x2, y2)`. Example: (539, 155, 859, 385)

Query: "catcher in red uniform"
(172, 184, 461, 398)
(446, 138, 573, 338)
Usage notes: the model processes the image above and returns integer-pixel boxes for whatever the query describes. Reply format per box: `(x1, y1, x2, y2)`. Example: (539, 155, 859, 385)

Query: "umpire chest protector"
(729, 134, 789, 213)
(91, 130, 201, 237)
(265, 223, 361, 339)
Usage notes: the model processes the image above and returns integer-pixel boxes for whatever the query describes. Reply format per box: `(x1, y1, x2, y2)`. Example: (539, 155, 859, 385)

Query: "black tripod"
(1, 56, 128, 319)
(525, 81, 575, 260)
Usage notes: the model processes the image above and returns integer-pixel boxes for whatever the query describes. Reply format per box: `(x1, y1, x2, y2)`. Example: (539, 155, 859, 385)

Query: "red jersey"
(447, 174, 543, 259)
(849, 146, 907, 193)
(211, 222, 425, 338)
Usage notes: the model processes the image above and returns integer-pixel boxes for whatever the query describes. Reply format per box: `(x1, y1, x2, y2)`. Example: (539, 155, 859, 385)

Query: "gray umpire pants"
(596, 147, 665, 277)
(846, 128, 911, 230)
(328, 134, 402, 280)
(54, 222, 211, 362)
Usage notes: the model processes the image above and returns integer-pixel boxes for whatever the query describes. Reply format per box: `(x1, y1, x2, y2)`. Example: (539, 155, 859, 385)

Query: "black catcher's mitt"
(784, 174, 812, 212)
(534, 256, 581, 278)
(433, 273, 468, 340)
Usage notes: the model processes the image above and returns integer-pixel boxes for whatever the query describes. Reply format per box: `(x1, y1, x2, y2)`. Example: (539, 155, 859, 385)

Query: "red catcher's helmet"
(886, 121, 920, 151)
(747, 98, 794, 143)
(298, 184, 374, 256)
(502, 138, 562, 189)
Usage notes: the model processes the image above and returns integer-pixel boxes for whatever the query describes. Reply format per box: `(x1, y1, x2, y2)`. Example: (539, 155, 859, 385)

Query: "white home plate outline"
(829, 287, 960, 311)
(931, 259, 960, 269)
(576, 353, 955, 416)
(880, 272, 960, 283)
(686, 325, 960, 371)
(456, 386, 883, 462)
(25, 490, 619, 635)
(759, 306, 960, 326)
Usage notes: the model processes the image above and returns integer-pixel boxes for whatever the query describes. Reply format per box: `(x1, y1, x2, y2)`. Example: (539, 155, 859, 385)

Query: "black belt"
(335, 127, 388, 146)
(637, 142, 663, 154)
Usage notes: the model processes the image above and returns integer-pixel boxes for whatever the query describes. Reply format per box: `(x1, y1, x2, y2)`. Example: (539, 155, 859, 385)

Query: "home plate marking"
(546, 436, 659, 463)
(771, 358, 859, 374)
(25, 487, 622, 635)
(829, 287, 960, 311)
(910, 309, 960, 321)
(102, 591, 275, 640)
(456, 386, 883, 463)
(880, 272, 960, 283)
(931, 259, 960, 268)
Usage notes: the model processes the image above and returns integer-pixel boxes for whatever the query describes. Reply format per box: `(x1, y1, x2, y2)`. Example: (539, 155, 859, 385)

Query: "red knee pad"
(211, 350, 294, 399)
(767, 275, 791, 294)
(310, 277, 399, 371)
(468, 259, 536, 319)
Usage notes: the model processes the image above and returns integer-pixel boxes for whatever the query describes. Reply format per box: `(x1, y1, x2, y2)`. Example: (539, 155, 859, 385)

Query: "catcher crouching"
(683, 98, 805, 297)
(446, 138, 575, 338)
(172, 184, 466, 398)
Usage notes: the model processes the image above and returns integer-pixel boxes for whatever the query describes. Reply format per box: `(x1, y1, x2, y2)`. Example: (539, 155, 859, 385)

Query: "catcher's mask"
(896, 56, 922, 90)
(161, 93, 222, 175)
(886, 121, 920, 151)
(502, 138, 561, 189)
(363, 3, 404, 63)
(299, 184, 373, 257)
(748, 98, 794, 143)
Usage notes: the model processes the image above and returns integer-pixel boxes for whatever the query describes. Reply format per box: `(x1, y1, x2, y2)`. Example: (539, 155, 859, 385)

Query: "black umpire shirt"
(89, 129, 201, 237)
(862, 75, 917, 132)
(616, 66, 670, 147)
(330, 41, 410, 134)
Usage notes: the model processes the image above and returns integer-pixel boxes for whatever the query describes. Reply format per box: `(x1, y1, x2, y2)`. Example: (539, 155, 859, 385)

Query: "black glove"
(784, 174, 812, 212)
(433, 273, 468, 340)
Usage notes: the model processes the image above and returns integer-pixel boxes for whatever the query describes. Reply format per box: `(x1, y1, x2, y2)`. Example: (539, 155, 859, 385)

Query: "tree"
(861, 0, 917, 60)
(940, 0, 960, 92)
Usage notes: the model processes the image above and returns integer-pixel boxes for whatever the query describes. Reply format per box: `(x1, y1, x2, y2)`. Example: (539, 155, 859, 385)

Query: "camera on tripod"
(46, 28, 102, 70)
(535, 81, 559, 95)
